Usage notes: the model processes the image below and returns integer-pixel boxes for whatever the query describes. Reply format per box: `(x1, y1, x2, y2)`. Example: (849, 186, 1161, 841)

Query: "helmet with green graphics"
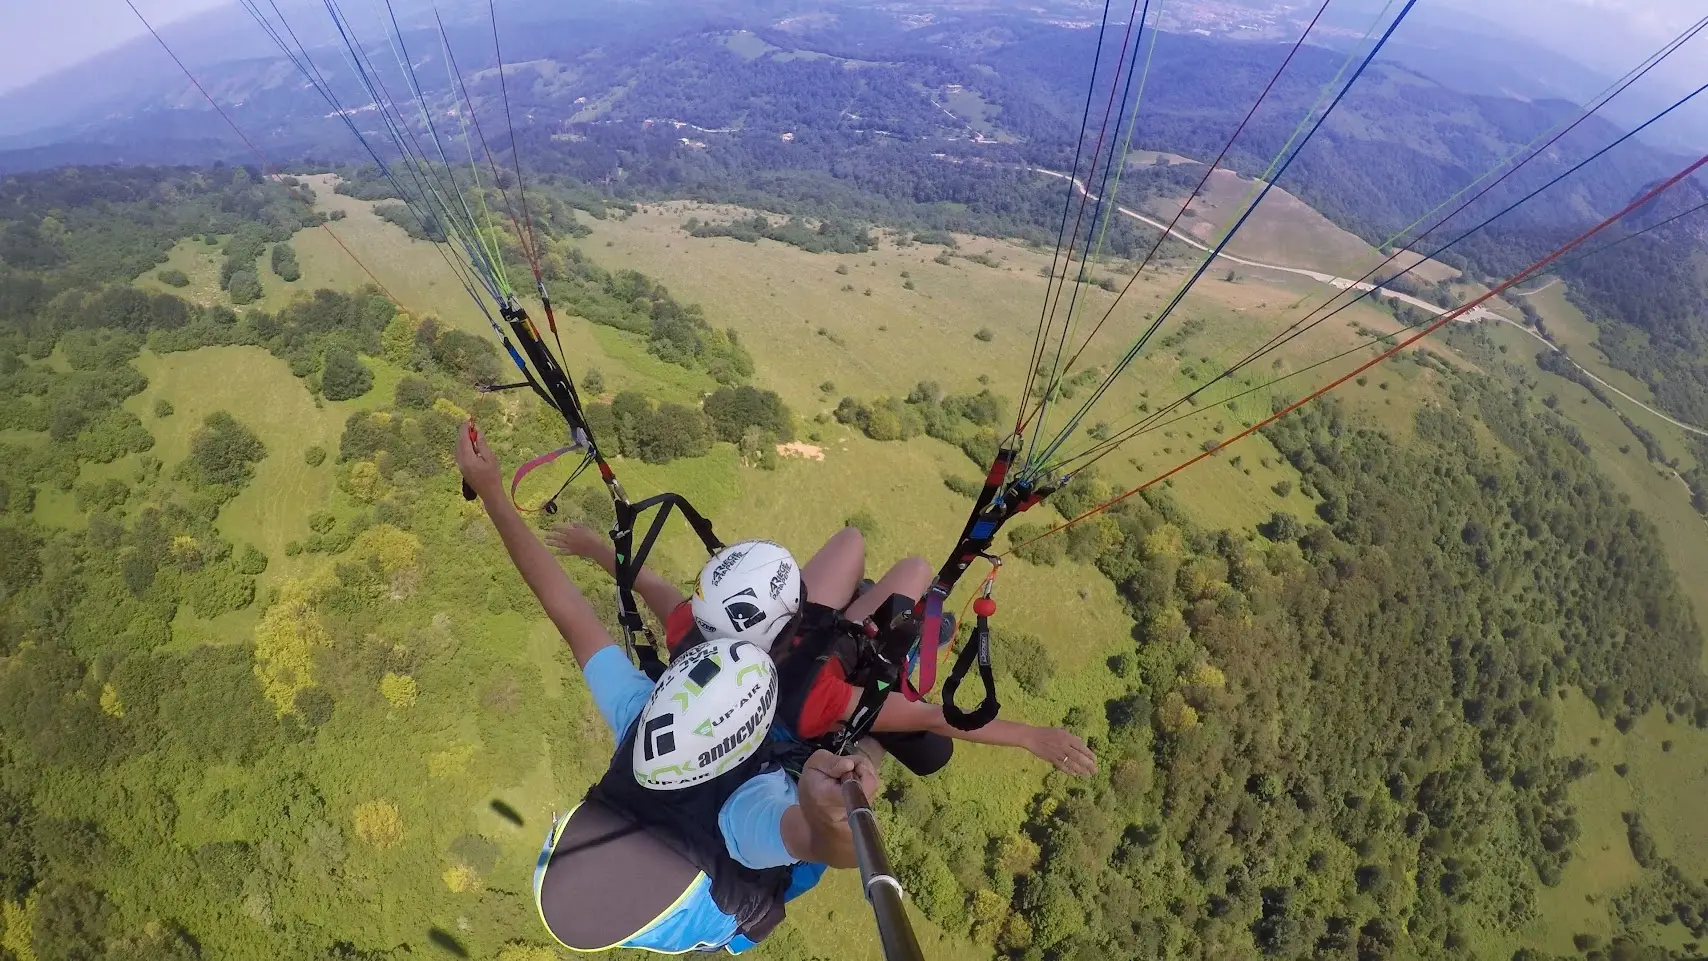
(689, 540, 802, 653)
(632, 637, 779, 791)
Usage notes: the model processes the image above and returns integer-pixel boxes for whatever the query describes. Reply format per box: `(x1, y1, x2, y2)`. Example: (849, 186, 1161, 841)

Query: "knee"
(894, 556, 932, 587)
(873, 730, 953, 777)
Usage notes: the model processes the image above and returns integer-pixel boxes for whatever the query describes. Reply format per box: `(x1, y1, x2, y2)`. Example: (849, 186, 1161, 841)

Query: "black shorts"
(871, 730, 954, 777)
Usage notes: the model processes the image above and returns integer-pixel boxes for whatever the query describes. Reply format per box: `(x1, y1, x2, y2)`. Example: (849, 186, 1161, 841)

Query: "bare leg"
(842, 556, 931, 625)
(799, 526, 866, 610)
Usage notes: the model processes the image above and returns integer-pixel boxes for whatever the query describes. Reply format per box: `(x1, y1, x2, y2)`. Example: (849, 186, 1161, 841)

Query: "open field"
(1520, 691, 1708, 955)
(575, 201, 1472, 533)
(1522, 692, 1646, 954)
(1136, 164, 1459, 283)
(129, 347, 348, 645)
(63, 172, 1706, 959)
(295, 174, 506, 341)
(132, 235, 229, 304)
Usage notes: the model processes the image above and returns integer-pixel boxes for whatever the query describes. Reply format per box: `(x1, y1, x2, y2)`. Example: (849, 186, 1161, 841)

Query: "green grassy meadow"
(580, 201, 1451, 534)
(79, 174, 1708, 960)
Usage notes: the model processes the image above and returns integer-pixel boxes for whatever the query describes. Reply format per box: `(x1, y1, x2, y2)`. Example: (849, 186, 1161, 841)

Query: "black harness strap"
(941, 617, 998, 731)
(611, 491, 725, 679)
(458, 300, 726, 678)
(909, 439, 1060, 712)
(829, 593, 923, 757)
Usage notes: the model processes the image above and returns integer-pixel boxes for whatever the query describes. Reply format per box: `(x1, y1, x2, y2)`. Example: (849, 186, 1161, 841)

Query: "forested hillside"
(960, 388, 1708, 960)
(1555, 181, 1708, 425)
(6, 0, 1705, 425)
(0, 164, 810, 961)
(2, 153, 1706, 961)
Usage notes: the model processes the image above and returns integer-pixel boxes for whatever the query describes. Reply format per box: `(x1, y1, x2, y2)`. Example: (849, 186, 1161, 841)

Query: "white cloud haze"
(0, 0, 231, 95)
(1431, 0, 1703, 84)
(0, 0, 1701, 106)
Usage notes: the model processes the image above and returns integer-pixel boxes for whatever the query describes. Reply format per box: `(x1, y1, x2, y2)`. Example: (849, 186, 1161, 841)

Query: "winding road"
(1489, 313, 1708, 440)
(1028, 165, 1503, 324)
(1010, 161, 1708, 440)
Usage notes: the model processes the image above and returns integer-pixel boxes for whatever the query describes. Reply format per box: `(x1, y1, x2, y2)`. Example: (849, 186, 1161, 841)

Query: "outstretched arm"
(456, 422, 617, 669)
(546, 523, 689, 623)
(869, 696, 1099, 777)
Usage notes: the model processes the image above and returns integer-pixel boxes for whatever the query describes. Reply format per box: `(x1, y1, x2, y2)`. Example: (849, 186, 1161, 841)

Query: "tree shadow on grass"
(427, 928, 469, 957)
(490, 798, 525, 827)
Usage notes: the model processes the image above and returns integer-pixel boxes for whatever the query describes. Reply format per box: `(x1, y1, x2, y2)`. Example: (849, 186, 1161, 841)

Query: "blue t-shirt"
(569, 645, 825, 953)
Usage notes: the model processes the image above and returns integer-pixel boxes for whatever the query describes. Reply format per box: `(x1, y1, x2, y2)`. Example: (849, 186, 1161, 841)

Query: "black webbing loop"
(941, 615, 999, 731)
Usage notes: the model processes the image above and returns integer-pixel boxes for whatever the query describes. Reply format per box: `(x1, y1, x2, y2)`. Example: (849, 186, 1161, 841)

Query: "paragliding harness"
(464, 299, 724, 680)
(765, 439, 1061, 757)
(907, 439, 1061, 730)
(466, 300, 1054, 718)
(770, 592, 934, 758)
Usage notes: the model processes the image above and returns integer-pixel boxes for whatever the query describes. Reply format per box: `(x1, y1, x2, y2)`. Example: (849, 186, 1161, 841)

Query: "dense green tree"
(546, 254, 752, 383)
(320, 347, 373, 401)
(633, 401, 714, 463)
(237, 544, 269, 575)
(110, 923, 203, 961)
(177, 411, 266, 491)
(689, 213, 878, 253)
(32, 881, 114, 961)
(0, 787, 38, 900)
(703, 385, 792, 443)
(271, 241, 301, 282)
(295, 686, 335, 727)
(394, 375, 436, 409)
(993, 628, 1056, 696)
(73, 478, 129, 513)
(227, 270, 262, 305)
(427, 328, 501, 386)
(0, 524, 44, 597)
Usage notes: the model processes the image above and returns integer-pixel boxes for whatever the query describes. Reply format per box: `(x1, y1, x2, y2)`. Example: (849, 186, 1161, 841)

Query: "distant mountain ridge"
(2, 0, 1703, 418)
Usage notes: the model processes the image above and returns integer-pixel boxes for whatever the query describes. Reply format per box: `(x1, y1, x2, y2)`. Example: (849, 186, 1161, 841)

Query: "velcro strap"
(905, 591, 947, 700)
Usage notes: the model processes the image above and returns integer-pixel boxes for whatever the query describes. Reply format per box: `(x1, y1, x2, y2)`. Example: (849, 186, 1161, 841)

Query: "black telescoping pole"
(841, 778, 926, 961)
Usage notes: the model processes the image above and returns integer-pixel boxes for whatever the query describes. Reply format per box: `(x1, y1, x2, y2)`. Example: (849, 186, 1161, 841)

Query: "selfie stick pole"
(842, 778, 926, 961)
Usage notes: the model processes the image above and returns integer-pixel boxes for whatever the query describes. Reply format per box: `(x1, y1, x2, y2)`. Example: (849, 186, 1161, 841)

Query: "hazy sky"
(0, 0, 231, 95)
(1434, 0, 1703, 71)
(0, 0, 1703, 96)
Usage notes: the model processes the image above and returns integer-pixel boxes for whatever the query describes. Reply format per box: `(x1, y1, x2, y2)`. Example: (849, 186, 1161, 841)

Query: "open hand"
(546, 523, 608, 560)
(454, 420, 503, 502)
(1025, 727, 1098, 777)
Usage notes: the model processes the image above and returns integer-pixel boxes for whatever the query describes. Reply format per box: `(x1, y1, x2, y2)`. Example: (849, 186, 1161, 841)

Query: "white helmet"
(690, 541, 802, 652)
(632, 638, 778, 791)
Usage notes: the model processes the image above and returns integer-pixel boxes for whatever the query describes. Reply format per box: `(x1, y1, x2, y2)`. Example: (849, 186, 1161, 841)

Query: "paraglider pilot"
(455, 420, 875, 954)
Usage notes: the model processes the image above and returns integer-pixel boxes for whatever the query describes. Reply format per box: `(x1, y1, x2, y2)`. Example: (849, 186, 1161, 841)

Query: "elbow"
(823, 849, 859, 871)
(813, 831, 859, 870)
